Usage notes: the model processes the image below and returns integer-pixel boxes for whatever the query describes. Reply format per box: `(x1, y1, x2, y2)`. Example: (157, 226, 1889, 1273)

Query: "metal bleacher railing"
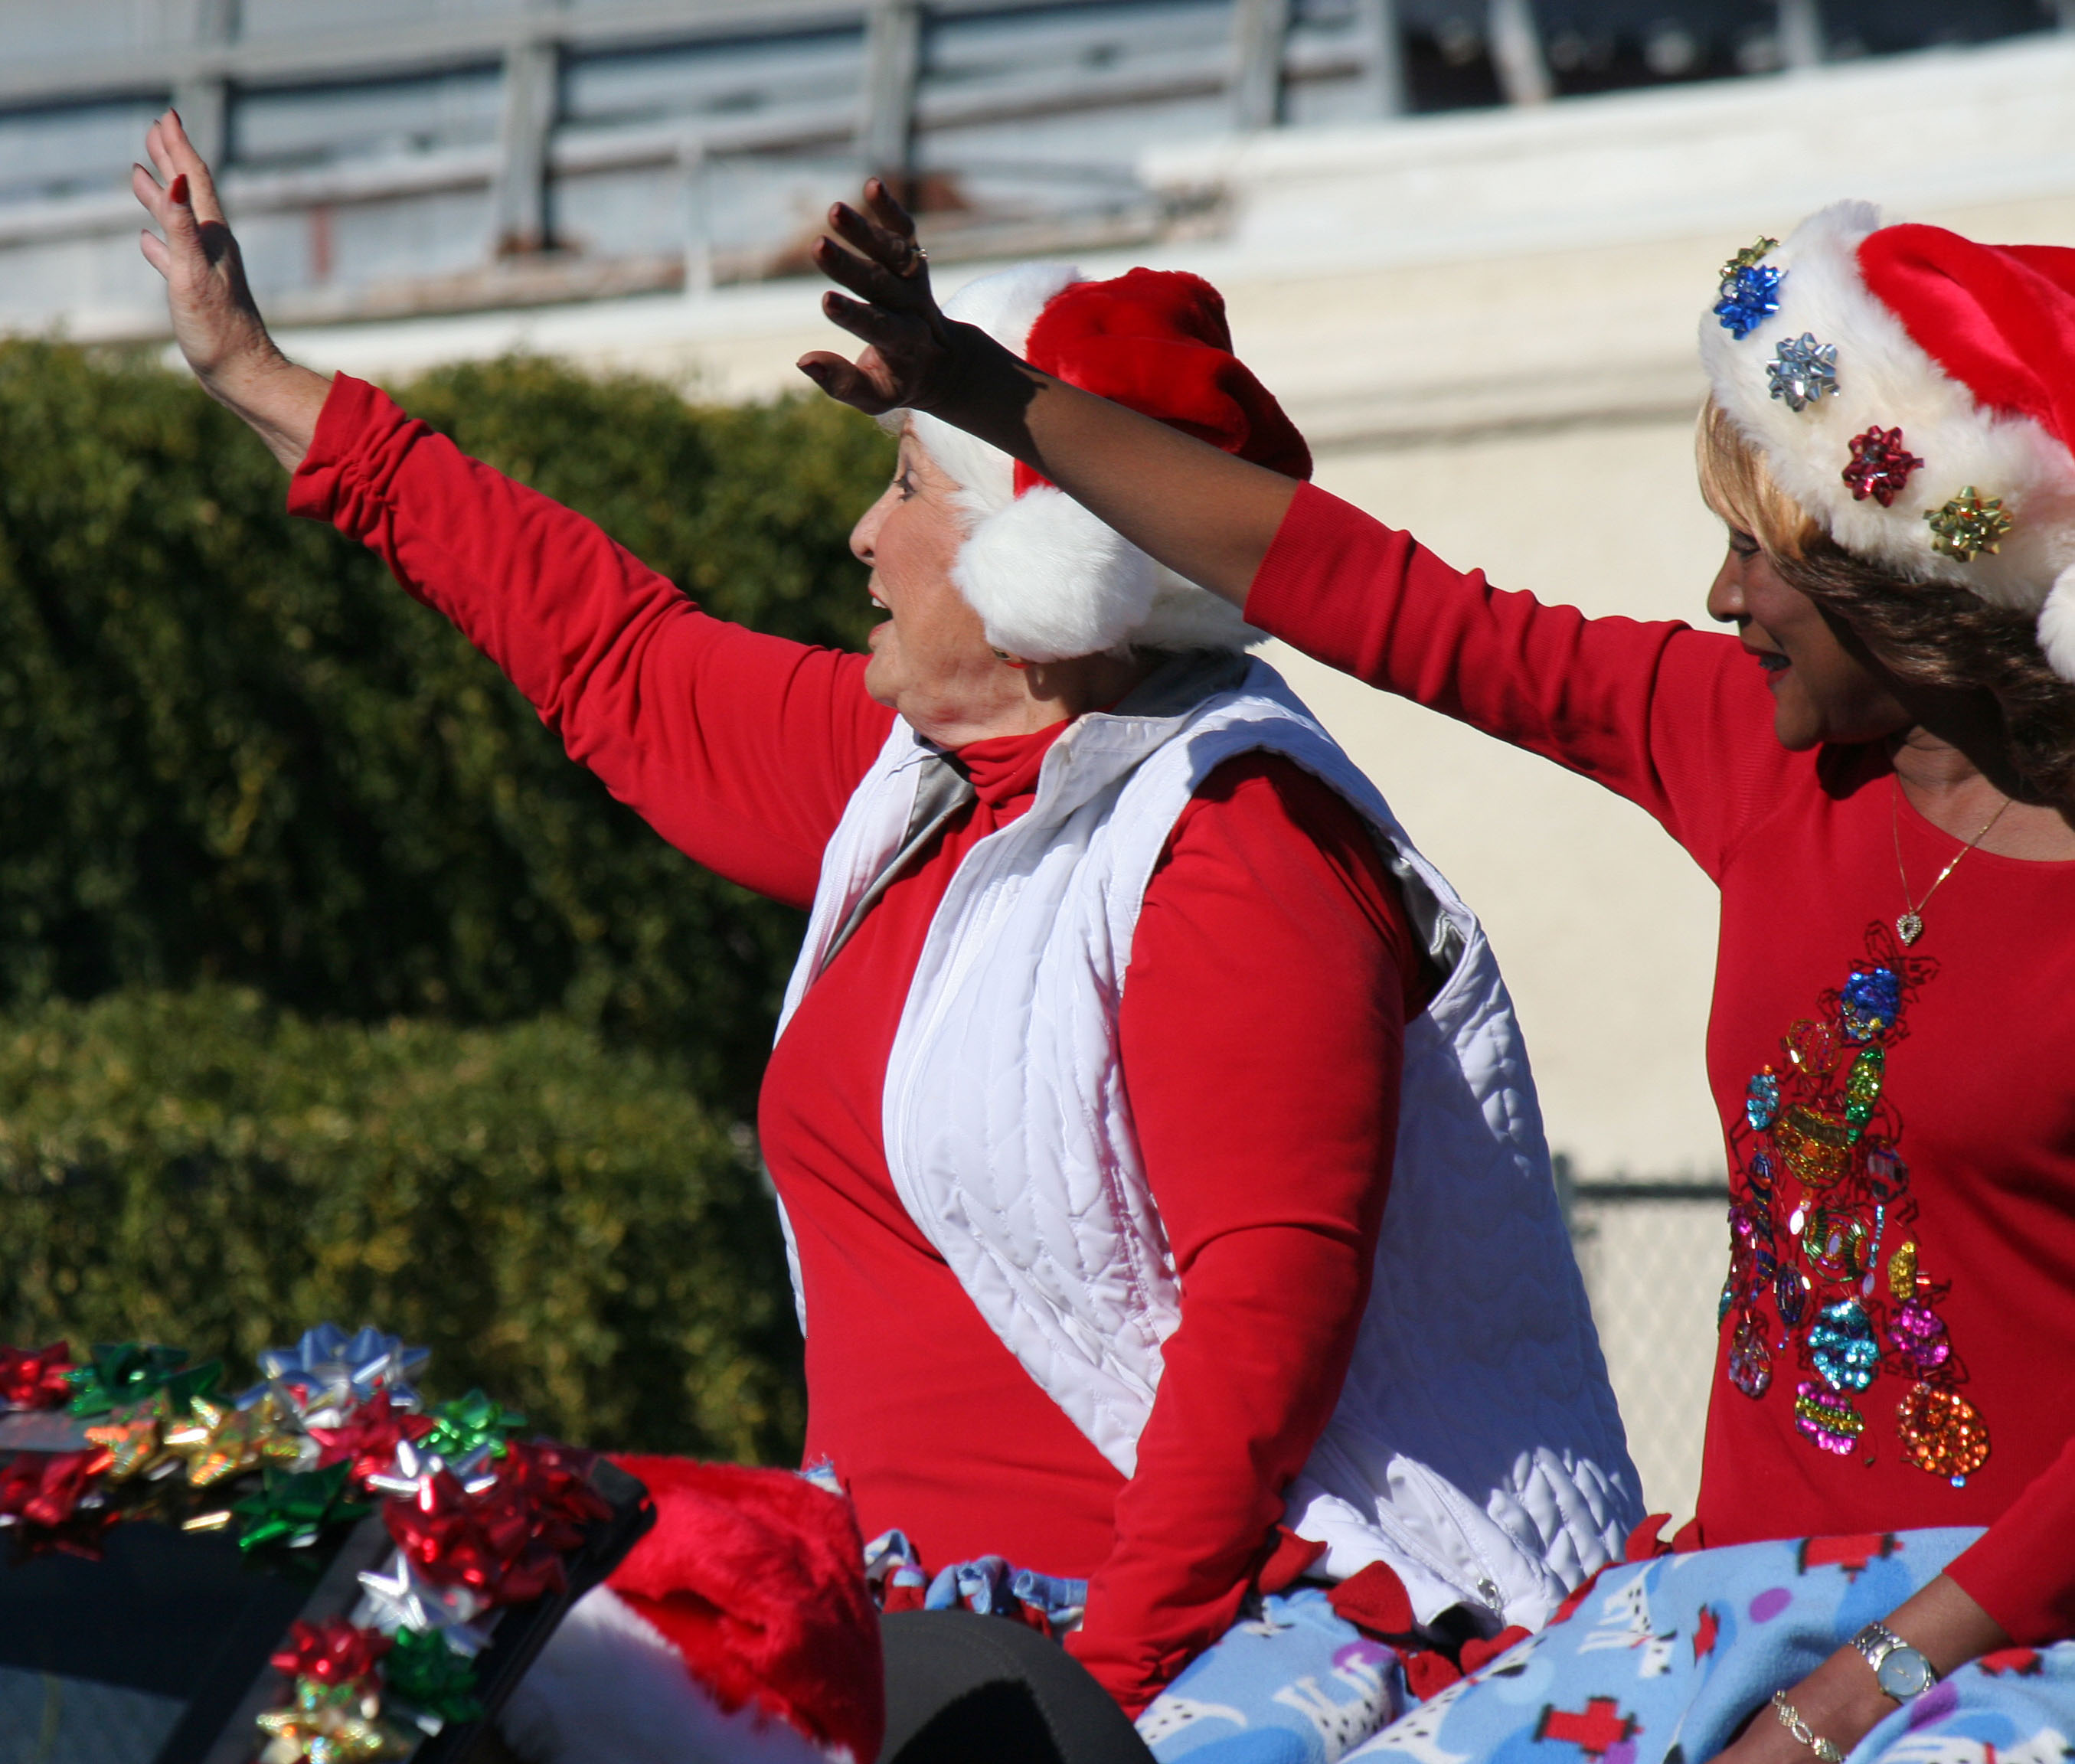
(4, 0, 2070, 336)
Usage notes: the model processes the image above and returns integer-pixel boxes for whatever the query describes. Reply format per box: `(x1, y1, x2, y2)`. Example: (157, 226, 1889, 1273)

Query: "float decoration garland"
(0, 1322, 609, 1762)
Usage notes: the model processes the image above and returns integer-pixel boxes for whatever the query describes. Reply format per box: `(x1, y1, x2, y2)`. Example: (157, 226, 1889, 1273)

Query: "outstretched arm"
(797, 181, 1295, 606)
(134, 111, 893, 904)
(132, 109, 328, 469)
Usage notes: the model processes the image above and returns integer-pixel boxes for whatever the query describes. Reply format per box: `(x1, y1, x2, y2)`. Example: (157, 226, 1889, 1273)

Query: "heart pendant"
(1896, 911, 1923, 946)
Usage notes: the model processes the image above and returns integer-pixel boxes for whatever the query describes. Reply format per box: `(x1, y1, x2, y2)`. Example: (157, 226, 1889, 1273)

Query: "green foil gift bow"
(66, 1343, 221, 1416)
(383, 1628, 486, 1726)
(232, 1462, 373, 1552)
(419, 1390, 525, 1462)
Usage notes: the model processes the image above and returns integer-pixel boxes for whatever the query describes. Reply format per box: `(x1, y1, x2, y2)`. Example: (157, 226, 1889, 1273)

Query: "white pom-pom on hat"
(2039, 566, 2075, 682)
(901, 260, 1312, 663)
(953, 484, 1157, 660)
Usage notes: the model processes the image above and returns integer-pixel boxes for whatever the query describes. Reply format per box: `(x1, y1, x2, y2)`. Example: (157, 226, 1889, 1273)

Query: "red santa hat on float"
(499, 1458, 883, 1764)
(1700, 201, 2075, 680)
(905, 262, 1312, 662)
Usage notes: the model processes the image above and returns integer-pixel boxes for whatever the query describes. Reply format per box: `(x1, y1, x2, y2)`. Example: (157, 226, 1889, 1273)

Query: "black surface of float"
(0, 1450, 651, 1764)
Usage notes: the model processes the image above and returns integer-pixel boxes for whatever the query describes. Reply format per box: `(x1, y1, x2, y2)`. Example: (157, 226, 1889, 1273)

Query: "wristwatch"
(1851, 1622, 1940, 1701)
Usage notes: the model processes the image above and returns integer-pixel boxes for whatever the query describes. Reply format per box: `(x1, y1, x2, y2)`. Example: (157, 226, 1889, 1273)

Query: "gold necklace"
(1890, 776, 2012, 946)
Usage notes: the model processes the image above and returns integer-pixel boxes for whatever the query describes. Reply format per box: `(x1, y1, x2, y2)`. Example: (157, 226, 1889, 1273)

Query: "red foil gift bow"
(269, 1615, 394, 1689)
(0, 1448, 112, 1528)
(0, 1344, 76, 1412)
(307, 1391, 435, 1489)
(385, 1443, 609, 1605)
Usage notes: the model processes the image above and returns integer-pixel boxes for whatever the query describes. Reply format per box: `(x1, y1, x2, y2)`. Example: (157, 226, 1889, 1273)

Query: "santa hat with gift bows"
(1700, 200, 2075, 681)
(905, 261, 1312, 663)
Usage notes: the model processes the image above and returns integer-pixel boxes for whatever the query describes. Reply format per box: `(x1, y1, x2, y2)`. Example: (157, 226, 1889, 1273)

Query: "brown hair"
(1696, 399, 2075, 807)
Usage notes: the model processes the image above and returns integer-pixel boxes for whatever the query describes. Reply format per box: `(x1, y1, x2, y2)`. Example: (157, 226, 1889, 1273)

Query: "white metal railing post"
(1358, 0, 1407, 118)
(1779, 0, 1824, 69)
(492, 25, 560, 255)
(172, 0, 239, 164)
(858, 0, 923, 183)
(1230, 0, 1292, 131)
(680, 136, 712, 299)
(1488, 0, 1553, 105)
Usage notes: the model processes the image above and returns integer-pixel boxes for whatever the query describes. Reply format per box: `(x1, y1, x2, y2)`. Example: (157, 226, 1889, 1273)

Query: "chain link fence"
(1559, 1168, 1732, 1522)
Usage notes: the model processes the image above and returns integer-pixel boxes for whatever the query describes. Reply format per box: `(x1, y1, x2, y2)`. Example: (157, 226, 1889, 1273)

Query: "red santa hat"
(498, 1457, 883, 1764)
(908, 263, 1312, 663)
(1700, 201, 2075, 681)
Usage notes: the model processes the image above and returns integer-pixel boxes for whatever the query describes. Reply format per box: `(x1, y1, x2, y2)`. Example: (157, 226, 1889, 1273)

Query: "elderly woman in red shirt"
(132, 116, 1640, 1764)
(795, 183, 2075, 1764)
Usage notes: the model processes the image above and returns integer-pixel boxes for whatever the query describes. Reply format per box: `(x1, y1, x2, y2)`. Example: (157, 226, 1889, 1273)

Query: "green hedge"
(0, 343, 896, 1459)
(0, 341, 890, 1115)
(0, 988, 802, 1462)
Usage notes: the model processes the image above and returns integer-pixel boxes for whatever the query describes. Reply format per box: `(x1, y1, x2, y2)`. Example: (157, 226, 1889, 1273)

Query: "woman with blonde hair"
(803, 190, 2075, 1764)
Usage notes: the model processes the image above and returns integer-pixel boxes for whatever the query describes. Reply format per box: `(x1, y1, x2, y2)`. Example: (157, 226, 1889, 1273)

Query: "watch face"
(1877, 1648, 1934, 1700)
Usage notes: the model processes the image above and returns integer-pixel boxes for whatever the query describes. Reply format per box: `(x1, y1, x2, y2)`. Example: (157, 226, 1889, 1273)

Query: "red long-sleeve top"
(288, 377, 1429, 1710)
(1248, 482, 2075, 1648)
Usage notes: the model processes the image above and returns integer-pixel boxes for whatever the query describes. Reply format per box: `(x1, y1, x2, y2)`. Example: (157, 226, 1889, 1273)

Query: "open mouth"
(1751, 650, 1789, 675)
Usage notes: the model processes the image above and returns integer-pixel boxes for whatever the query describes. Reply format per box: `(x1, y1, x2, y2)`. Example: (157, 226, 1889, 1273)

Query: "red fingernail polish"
(169, 174, 189, 205)
(169, 107, 182, 126)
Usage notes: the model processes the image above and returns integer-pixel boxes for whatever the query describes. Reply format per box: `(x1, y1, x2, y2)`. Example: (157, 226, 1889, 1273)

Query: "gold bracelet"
(1773, 1691, 1845, 1764)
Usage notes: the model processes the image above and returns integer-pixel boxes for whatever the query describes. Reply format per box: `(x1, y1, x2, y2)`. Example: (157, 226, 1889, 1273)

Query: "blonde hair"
(1694, 397, 1825, 563)
(1695, 397, 2075, 806)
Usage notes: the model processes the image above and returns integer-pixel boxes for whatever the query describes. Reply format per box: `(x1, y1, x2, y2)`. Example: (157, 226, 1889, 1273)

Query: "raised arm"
(288, 379, 890, 904)
(132, 110, 328, 468)
(799, 184, 1799, 877)
(135, 110, 892, 906)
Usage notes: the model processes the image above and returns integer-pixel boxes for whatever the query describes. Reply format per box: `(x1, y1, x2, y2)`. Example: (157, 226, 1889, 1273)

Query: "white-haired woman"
(799, 184, 2075, 1764)
(134, 119, 1641, 1762)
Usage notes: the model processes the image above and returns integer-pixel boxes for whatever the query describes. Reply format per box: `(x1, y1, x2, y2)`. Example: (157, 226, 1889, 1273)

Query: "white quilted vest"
(774, 655, 1641, 1630)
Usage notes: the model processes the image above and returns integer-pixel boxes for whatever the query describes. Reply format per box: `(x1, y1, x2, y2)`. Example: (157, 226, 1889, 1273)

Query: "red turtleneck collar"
(952, 717, 1073, 811)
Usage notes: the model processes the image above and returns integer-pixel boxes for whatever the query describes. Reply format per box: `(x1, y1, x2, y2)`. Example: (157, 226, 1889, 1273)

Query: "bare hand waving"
(796, 180, 978, 418)
(132, 109, 328, 470)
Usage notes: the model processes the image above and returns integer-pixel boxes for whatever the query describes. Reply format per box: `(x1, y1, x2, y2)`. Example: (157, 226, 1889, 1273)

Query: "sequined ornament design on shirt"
(1719, 925, 1989, 1486)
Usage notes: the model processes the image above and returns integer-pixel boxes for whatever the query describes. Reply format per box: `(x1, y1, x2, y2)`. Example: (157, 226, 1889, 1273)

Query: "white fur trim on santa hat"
(953, 482, 1155, 659)
(1701, 201, 2075, 628)
(904, 261, 1267, 663)
(497, 1586, 851, 1764)
(2040, 566, 2075, 681)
